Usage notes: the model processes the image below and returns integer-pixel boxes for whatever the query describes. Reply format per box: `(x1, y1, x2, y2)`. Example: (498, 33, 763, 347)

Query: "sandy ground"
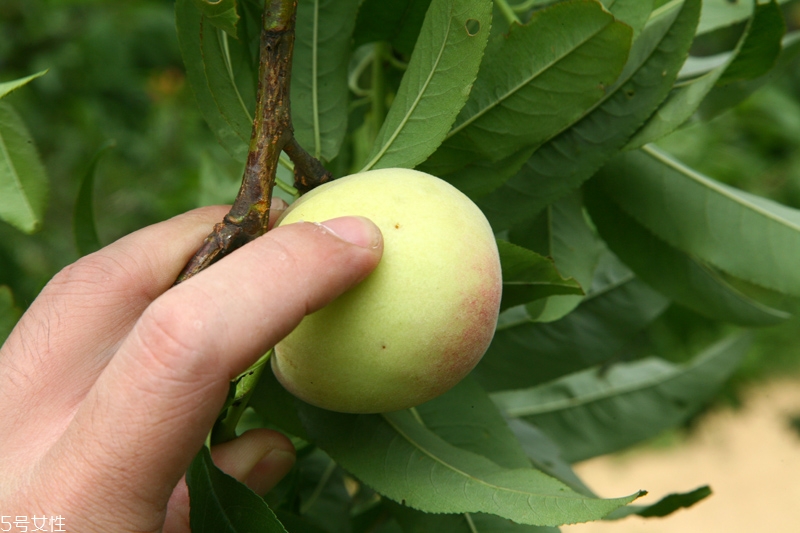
(561, 378, 800, 533)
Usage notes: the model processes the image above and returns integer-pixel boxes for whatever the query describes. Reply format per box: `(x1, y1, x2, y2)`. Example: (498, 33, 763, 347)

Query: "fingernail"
(317, 216, 382, 249)
(246, 449, 296, 495)
(271, 197, 288, 213)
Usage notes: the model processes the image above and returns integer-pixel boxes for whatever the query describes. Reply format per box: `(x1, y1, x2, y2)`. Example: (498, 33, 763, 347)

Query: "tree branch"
(176, 2, 299, 284)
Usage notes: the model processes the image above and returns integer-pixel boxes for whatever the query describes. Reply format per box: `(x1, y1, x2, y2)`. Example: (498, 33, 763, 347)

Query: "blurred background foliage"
(1, 0, 799, 405)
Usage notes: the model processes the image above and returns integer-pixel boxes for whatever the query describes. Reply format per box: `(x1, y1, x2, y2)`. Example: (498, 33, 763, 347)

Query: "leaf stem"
(211, 351, 272, 445)
(495, 0, 522, 25)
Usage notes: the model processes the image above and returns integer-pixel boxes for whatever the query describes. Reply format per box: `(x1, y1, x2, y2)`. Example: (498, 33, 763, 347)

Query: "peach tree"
(1, 0, 799, 531)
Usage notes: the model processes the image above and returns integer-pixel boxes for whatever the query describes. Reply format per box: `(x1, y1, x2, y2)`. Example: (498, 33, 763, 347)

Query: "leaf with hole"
(475, 0, 699, 229)
(360, 0, 492, 171)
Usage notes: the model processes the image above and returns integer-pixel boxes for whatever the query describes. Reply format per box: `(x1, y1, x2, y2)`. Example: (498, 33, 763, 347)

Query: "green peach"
(272, 168, 502, 413)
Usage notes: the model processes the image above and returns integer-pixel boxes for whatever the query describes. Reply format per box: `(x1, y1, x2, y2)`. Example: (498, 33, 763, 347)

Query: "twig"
(176, 0, 330, 284)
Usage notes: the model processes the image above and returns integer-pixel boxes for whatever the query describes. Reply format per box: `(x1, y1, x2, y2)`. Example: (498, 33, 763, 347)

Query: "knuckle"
(132, 290, 218, 384)
(46, 248, 146, 301)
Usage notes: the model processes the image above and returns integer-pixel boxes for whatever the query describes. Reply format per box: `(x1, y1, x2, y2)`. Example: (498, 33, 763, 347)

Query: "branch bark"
(176, 0, 331, 284)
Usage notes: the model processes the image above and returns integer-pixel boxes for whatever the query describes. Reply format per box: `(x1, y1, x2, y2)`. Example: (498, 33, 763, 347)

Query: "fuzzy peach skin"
(272, 168, 502, 413)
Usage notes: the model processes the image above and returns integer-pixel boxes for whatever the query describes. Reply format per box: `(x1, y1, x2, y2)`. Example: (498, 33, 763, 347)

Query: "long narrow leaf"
(0, 71, 47, 100)
(699, 31, 800, 120)
(597, 145, 800, 297)
(0, 102, 48, 234)
(605, 486, 712, 520)
(585, 184, 791, 326)
(176, 0, 249, 161)
(627, 0, 786, 148)
(475, 0, 699, 229)
(292, 0, 359, 161)
(507, 192, 603, 323)
(298, 404, 642, 527)
(697, 0, 791, 35)
(475, 251, 670, 391)
(414, 376, 533, 469)
(360, 0, 492, 171)
(388, 502, 558, 533)
(498, 240, 583, 312)
(492, 334, 751, 462)
(438, 0, 632, 166)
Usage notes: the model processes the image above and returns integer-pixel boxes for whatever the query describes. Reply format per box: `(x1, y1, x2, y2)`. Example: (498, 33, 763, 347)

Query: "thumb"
(45, 216, 382, 532)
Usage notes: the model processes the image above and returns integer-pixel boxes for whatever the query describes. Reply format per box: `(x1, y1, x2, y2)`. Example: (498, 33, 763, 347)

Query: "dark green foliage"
(4, 0, 800, 530)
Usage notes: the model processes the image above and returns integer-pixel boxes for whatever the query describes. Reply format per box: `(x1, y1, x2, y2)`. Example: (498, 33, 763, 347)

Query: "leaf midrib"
(360, 5, 455, 171)
(446, 14, 614, 140)
(312, 0, 321, 158)
(380, 412, 594, 502)
(498, 336, 742, 417)
(642, 144, 800, 233)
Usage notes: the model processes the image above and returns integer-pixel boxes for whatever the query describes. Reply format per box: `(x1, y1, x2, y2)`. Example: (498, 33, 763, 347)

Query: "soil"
(561, 377, 800, 533)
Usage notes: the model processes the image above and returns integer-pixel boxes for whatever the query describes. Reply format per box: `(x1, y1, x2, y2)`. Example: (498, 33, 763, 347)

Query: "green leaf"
(602, 0, 654, 39)
(507, 192, 603, 323)
(0, 102, 48, 234)
(715, 0, 784, 86)
(414, 376, 533, 469)
(192, 0, 240, 38)
(492, 334, 751, 462)
(73, 141, 115, 257)
(506, 418, 595, 497)
(176, 0, 249, 162)
(388, 502, 559, 533)
(437, 0, 632, 165)
(596, 145, 800, 297)
(625, 1, 785, 149)
(292, 0, 359, 162)
(697, 0, 792, 35)
(497, 240, 583, 312)
(605, 485, 712, 520)
(249, 363, 309, 440)
(585, 183, 791, 326)
(425, 146, 534, 200)
(476, 251, 669, 391)
(0, 286, 22, 344)
(476, 0, 699, 229)
(354, 0, 433, 56)
(187, 446, 289, 532)
(0, 71, 48, 100)
(698, 31, 800, 120)
(297, 404, 642, 527)
(360, 0, 492, 171)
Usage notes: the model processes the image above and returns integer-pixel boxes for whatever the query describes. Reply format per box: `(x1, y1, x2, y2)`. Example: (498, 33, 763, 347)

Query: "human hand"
(0, 202, 383, 532)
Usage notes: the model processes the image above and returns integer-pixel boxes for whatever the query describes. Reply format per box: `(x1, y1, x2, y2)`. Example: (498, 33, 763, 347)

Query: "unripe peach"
(272, 168, 501, 413)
